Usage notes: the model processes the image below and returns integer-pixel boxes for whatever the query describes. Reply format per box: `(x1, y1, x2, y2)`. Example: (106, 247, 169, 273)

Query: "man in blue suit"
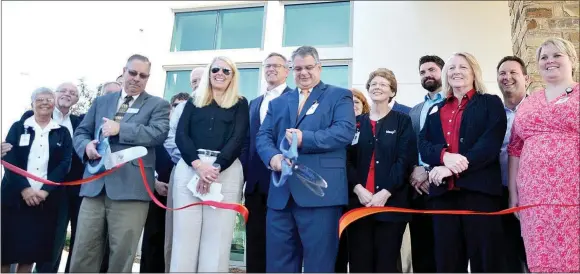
(241, 52, 292, 273)
(256, 46, 356, 272)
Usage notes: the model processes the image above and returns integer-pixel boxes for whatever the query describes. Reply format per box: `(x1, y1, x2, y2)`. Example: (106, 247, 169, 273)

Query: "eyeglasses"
(370, 82, 389, 88)
(263, 64, 285, 69)
(127, 69, 150, 79)
(292, 65, 318, 73)
(35, 98, 55, 104)
(211, 67, 231, 76)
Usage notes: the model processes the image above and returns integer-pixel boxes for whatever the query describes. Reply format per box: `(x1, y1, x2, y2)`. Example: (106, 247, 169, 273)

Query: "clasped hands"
(192, 160, 221, 195)
(21, 187, 48, 207)
(428, 152, 469, 186)
(353, 184, 391, 207)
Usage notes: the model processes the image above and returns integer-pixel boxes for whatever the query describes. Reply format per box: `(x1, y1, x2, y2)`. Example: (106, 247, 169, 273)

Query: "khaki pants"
(69, 195, 149, 273)
(400, 224, 413, 272)
(170, 157, 243, 272)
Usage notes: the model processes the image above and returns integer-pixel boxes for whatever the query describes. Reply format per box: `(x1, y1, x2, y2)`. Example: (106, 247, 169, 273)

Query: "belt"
(197, 149, 220, 157)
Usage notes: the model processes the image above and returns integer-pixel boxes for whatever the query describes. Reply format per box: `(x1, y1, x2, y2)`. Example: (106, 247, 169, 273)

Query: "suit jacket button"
(375, 161, 379, 164)
(460, 138, 464, 143)
(376, 186, 379, 189)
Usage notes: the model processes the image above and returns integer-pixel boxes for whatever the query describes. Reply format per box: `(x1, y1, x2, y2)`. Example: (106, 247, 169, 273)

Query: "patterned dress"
(507, 83, 580, 272)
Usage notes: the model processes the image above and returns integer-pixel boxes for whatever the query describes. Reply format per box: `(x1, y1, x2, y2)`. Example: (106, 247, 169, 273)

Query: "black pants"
(140, 194, 167, 273)
(334, 206, 349, 273)
(501, 187, 528, 272)
(409, 195, 436, 273)
(347, 216, 407, 273)
(432, 190, 507, 272)
(244, 191, 268, 273)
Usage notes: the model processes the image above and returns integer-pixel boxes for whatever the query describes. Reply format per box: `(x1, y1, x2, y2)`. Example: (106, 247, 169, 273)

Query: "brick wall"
(509, 0, 579, 92)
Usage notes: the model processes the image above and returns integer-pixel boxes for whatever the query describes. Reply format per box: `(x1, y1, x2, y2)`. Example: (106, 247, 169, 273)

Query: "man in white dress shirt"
(240, 52, 292, 273)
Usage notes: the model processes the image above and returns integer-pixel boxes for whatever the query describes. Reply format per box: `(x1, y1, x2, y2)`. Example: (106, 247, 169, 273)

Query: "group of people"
(0, 37, 578, 273)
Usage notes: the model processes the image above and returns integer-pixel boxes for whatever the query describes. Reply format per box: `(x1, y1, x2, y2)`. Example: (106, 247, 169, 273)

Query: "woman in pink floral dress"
(507, 37, 579, 272)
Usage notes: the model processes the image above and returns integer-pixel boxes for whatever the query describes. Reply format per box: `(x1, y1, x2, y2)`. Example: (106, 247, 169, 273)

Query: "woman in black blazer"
(346, 68, 416, 273)
(1, 87, 72, 273)
(418, 53, 507, 272)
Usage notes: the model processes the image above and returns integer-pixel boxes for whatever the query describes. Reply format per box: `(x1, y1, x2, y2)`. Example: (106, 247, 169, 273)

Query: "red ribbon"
(1, 159, 249, 222)
(338, 204, 580, 238)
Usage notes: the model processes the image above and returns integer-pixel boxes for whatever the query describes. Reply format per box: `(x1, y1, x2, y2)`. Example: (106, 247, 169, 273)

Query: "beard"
(421, 77, 442, 92)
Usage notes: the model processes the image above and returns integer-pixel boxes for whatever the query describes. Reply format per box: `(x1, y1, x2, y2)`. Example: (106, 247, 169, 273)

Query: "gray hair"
(55, 82, 78, 92)
(290, 46, 320, 64)
(30, 87, 55, 102)
(190, 67, 205, 82)
(126, 54, 151, 68)
(265, 52, 289, 67)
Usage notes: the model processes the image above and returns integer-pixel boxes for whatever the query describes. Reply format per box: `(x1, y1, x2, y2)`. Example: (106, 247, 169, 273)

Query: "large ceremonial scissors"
(86, 125, 148, 174)
(271, 132, 328, 196)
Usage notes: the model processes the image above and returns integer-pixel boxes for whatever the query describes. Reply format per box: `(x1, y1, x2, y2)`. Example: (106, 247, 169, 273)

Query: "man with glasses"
(70, 54, 170, 272)
(241, 52, 292, 273)
(256, 46, 356, 272)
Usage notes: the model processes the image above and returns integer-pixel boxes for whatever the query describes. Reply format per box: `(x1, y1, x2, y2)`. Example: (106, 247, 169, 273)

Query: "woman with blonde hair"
(419, 52, 508, 271)
(508, 37, 579, 272)
(171, 56, 249, 272)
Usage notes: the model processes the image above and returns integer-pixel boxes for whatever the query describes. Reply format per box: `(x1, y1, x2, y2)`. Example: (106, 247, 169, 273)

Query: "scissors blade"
(294, 164, 327, 197)
(105, 146, 148, 169)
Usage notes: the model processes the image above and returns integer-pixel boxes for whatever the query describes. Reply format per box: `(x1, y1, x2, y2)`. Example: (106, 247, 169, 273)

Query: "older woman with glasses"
(171, 56, 249, 272)
(1, 87, 73, 273)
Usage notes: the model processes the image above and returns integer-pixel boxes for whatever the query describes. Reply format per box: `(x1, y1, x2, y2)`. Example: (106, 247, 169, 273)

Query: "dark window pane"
(170, 11, 217, 52)
(283, 2, 350, 47)
(217, 7, 264, 49)
(238, 68, 260, 100)
(164, 70, 192, 100)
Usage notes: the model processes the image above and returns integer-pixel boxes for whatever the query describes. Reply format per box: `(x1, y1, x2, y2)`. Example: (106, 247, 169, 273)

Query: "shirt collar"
(121, 89, 140, 101)
(388, 99, 396, 108)
(264, 83, 287, 96)
(504, 95, 528, 112)
(53, 107, 71, 120)
(446, 89, 476, 102)
(24, 116, 61, 130)
(424, 91, 445, 102)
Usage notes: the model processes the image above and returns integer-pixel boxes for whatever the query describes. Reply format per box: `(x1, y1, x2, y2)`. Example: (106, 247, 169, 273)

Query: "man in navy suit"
(256, 46, 356, 272)
(241, 52, 292, 273)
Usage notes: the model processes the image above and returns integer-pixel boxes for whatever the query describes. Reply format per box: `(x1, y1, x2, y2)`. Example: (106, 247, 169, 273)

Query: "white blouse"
(24, 116, 61, 191)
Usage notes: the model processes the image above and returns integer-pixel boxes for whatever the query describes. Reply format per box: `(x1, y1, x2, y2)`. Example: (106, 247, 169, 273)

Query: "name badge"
(351, 131, 360, 145)
(429, 105, 439, 115)
(306, 103, 319, 115)
(19, 134, 30, 146)
(126, 108, 139, 114)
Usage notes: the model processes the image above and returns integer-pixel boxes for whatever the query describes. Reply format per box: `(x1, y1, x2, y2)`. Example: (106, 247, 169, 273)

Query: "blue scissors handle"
(86, 125, 110, 175)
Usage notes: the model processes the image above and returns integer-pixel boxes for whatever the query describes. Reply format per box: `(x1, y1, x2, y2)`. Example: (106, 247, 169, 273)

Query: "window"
(283, 1, 351, 47)
(237, 68, 260, 100)
(286, 65, 350, 89)
(171, 7, 265, 51)
(164, 70, 192, 101)
(164, 68, 261, 101)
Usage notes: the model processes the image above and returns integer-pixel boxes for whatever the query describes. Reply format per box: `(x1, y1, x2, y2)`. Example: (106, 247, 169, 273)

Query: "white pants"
(170, 156, 243, 272)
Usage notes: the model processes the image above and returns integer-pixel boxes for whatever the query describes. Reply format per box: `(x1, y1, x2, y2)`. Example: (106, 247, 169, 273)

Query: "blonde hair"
(194, 56, 241, 109)
(536, 37, 578, 77)
(442, 52, 488, 95)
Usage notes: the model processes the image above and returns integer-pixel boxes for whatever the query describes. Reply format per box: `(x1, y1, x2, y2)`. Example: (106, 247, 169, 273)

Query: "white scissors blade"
(105, 146, 148, 169)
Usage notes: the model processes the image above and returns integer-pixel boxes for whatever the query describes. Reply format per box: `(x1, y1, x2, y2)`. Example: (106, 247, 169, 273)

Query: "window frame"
(280, 0, 353, 48)
(170, 3, 267, 52)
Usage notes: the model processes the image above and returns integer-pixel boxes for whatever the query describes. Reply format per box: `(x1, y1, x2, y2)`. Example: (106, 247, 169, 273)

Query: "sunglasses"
(127, 69, 150, 79)
(211, 67, 231, 76)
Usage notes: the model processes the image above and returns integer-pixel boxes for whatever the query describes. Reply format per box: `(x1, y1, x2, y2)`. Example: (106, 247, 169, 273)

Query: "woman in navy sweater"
(1, 87, 72, 273)
(346, 68, 416, 273)
(419, 52, 507, 272)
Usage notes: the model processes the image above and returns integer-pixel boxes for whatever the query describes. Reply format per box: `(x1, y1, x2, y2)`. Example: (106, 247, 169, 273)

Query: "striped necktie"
(114, 95, 133, 122)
